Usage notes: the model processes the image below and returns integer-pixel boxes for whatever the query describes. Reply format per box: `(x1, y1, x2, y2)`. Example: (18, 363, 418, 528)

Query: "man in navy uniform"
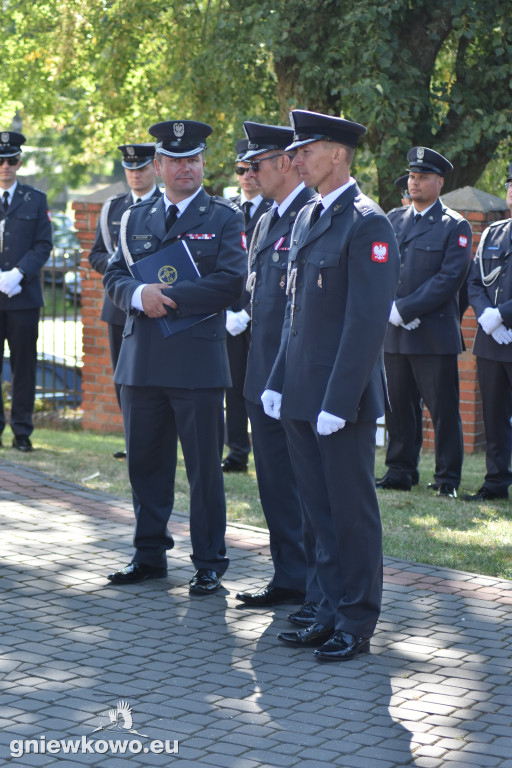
(88, 143, 160, 458)
(222, 139, 272, 473)
(104, 120, 246, 593)
(0, 131, 52, 452)
(376, 147, 472, 497)
(464, 162, 512, 501)
(262, 110, 400, 661)
(233, 121, 320, 624)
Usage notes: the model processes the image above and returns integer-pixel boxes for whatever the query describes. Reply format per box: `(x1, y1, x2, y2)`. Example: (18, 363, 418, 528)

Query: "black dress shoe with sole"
(278, 622, 334, 647)
(12, 435, 34, 452)
(287, 601, 319, 627)
(107, 562, 167, 584)
(437, 483, 457, 498)
(314, 631, 371, 662)
(222, 457, 248, 473)
(375, 474, 411, 491)
(462, 486, 508, 502)
(113, 450, 127, 459)
(189, 569, 222, 594)
(236, 584, 305, 607)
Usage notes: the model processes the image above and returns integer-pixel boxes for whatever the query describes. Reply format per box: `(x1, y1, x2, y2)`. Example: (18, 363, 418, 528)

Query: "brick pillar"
(72, 188, 126, 433)
(421, 189, 510, 454)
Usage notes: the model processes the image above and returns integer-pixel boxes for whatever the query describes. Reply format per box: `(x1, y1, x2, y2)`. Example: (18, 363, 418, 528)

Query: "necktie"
(165, 204, 179, 232)
(242, 201, 252, 225)
(309, 201, 323, 228)
(268, 207, 280, 230)
(414, 212, 421, 225)
(2, 191, 9, 212)
(135, 197, 142, 204)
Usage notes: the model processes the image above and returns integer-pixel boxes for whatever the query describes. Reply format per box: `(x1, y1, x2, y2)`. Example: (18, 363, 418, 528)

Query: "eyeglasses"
(505, 181, 512, 189)
(249, 153, 285, 173)
(235, 166, 250, 176)
(0, 156, 20, 166)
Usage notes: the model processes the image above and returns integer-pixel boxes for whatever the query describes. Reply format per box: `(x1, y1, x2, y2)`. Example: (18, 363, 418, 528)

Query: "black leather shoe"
(236, 584, 305, 606)
(278, 622, 334, 647)
(437, 483, 457, 498)
(12, 435, 33, 452)
(375, 473, 411, 491)
(427, 482, 439, 491)
(222, 457, 248, 473)
(189, 569, 222, 594)
(113, 450, 127, 459)
(287, 601, 319, 627)
(314, 631, 371, 662)
(107, 562, 167, 584)
(462, 486, 508, 502)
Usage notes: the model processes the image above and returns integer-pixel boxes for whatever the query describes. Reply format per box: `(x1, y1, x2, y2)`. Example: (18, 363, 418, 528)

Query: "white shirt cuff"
(131, 284, 146, 311)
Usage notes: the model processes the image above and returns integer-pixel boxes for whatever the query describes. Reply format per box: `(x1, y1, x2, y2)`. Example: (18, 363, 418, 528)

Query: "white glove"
(389, 302, 403, 326)
(491, 325, 512, 345)
(226, 309, 250, 336)
(402, 317, 421, 330)
(317, 410, 346, 436)
(261, 389, 282, 419)
(0, 267, 23, 297)
(478, 307, 503, 335)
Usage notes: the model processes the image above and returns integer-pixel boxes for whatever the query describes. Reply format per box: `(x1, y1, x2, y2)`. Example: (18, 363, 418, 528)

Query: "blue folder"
(129, 239, 214, 338)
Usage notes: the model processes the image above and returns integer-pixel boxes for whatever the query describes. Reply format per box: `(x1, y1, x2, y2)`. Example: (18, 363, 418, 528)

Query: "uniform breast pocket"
(267, 259, 288, 296)
(187, 240, 218, 276)
(305, 249, 342, 295)
(414, 240, 444, 275)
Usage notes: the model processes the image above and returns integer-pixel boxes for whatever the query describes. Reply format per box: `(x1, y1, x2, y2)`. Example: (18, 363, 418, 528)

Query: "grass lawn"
(2, 424, 511, 580)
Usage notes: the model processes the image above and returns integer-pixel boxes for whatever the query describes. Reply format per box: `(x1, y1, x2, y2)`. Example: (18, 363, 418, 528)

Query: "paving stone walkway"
(1, 458, 511, 768)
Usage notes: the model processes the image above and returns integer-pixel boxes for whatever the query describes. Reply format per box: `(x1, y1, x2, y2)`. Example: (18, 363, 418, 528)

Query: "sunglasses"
(249, 153, 285, 173)
(0, 156, 20, 166)
(235, 166, 250, 175)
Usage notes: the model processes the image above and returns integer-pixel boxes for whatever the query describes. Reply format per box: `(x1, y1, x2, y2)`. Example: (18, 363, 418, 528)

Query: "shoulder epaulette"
(487, 218, 510, 229)
(212, 195, 241, 213)
(387, 206, 406, 216)
(354, 194, 376, 217)
(17, 183, 46, 197)
(441, 204, 464, 222)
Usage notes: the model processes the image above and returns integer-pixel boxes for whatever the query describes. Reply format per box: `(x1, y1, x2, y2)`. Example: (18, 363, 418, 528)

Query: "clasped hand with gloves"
(0, 267, 23, 298)
(389, 301, 420, 331)
(226, 309, 250, 336)
(478, 306, 512, 345)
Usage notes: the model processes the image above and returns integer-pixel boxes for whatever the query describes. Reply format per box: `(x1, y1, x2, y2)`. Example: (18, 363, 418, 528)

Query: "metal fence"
(2, 248, 83, 411)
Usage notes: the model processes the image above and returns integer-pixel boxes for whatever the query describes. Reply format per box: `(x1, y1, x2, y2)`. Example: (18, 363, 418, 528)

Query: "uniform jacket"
(104, 187, 246, 389)
(88, 188, 162, 325)
(467, 217, 512, 362)
(244, 185, 317, 404)
(266, 184, 400, 423)
(0, 182, 52, 310)
(230, 194, 272, 313)
(384, 199, 472, 355)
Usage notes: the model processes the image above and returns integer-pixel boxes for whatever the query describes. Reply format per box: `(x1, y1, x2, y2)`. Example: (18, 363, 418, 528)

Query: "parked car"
(44, 213, 81, 285)
(2, 353, 82, 408)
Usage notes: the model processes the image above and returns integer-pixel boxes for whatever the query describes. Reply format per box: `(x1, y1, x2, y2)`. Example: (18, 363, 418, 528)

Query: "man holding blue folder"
(104, 120, 246, 594)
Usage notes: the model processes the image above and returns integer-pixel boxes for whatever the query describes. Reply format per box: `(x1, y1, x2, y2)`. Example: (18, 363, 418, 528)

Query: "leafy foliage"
(1, 0, 511, 206)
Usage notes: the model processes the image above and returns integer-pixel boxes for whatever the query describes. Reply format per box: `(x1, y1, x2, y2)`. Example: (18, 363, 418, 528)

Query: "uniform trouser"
(282, 417, 382, 638)
(0, 308, 39, 438)
(121, 384, 229, 575)
(225, 327, 251, 463)
(477, 356, 512, 493)
(107, 322, 124, 409)
(246, 399, 320, 599)
(384, 353, 463, 487)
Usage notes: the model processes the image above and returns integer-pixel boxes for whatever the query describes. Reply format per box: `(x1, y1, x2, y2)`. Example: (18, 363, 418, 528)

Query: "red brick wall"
(73, 200, 124, 433)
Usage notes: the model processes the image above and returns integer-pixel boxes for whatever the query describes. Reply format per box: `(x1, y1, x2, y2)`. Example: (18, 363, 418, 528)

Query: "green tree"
(1, 0, 511, 207)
